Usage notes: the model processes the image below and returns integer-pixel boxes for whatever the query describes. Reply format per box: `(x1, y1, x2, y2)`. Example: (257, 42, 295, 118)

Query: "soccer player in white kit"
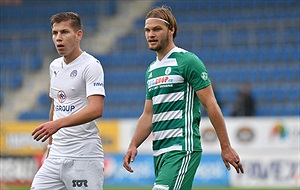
(31, 12, 105, 190)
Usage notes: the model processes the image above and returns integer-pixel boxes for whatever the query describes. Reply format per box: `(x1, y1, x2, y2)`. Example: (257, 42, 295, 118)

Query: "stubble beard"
(148, 34, 170, 52)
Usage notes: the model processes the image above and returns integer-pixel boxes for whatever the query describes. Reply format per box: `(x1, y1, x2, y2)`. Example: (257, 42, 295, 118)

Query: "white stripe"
(188, 85, 194, 151)
(185, 84, 194, 151)
(152, 92, 184, 105)
(174, 152, 191, 190)
(152, 128, 182, 141)
(152, 110, 182, 123)
(149, 59, 177, 72)
(153, 145, 182, 156)
(184, 85, 189, 150)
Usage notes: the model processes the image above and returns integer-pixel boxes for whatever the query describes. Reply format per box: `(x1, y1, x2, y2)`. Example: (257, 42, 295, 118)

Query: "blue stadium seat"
(10, 0, 299, 119)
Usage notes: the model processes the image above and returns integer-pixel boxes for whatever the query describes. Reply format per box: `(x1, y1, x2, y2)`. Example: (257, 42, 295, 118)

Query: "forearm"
(54, 95, 104, 129)
(206, 103, 231, 149)
(55, 106, 101, 129)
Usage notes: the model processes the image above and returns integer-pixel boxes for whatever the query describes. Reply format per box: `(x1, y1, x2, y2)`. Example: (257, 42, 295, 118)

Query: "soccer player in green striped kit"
(123, 5, 244, 190)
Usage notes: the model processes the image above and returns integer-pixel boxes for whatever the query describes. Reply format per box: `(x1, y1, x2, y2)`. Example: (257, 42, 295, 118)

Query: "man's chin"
(148, 46, 158, 51)
(57, 52, 66, 56)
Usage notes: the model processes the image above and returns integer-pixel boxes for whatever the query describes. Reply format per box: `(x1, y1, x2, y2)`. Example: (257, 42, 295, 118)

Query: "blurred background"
(0, 0, 299, 189)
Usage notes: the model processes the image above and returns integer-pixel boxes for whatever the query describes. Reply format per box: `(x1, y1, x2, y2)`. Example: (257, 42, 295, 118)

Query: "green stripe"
(152, 119, 183, 132)
(153, 137, 182, 151)
(153, 100, 185, 114)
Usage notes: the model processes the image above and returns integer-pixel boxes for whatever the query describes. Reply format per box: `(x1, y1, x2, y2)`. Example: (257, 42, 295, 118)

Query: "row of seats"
(0, 0, 116, 33)
(101, 46, 299, 66)
(98, 0, 299, 118)
(1, 55, 42, 71)
(0, 1, 118, 117)
(162, 0, 297, 10)
(13, 0, 300, 120)
(0, 1, 117, 84)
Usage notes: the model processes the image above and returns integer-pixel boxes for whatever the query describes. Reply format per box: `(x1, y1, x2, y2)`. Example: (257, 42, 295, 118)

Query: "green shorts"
(153, 151, 202, 190)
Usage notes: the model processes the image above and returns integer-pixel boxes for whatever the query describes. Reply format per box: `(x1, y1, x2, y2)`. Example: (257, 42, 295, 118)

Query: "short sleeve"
(84, 60, 105, 97)
(180, 53, 211, 91)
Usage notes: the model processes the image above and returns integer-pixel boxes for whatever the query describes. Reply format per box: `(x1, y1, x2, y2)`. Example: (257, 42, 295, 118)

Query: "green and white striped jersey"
(146, 47, 211, 156)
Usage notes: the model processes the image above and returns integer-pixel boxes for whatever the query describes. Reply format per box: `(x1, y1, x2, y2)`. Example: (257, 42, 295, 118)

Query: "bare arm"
(197, 85, 244, 174)
(32, 95, 104, 142)
(123, 99, 153, 173)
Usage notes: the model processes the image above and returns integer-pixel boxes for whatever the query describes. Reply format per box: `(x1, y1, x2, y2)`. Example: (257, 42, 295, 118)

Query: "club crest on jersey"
(70, 70, 77, 78)
(165, 67, 171, 75)
(57, 90, 67, 103)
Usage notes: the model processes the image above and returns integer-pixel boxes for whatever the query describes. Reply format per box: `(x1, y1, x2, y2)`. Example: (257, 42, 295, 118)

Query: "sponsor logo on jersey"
(94, 82, 104, 86)
(55, 105, 75, 112)
(54, 70, 59, 77)
(147, 76, 173, 88)
(57, 90, 67, 103)
(70, 70, 77, 77)
(72, 180, 88, 187)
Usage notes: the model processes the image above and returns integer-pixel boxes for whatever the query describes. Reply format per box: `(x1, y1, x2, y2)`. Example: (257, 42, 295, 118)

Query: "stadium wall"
(0, 117, 299, 188)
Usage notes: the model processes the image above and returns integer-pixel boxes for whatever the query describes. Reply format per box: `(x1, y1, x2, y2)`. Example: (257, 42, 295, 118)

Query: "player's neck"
(156, 43, 175, 61)
(63, 48, 83, 64)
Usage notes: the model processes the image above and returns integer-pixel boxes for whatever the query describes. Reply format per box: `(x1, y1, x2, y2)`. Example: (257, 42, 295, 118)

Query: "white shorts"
(31, 157, 104, 190)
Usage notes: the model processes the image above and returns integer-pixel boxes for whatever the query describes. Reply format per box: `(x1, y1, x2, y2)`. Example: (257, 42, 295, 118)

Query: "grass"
(103, 188, 299, 190)
(4, 186, 300, 190)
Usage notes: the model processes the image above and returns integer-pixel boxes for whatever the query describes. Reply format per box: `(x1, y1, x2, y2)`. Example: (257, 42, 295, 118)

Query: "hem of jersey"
(153, 148, 203, 156)
(48, 155, 104, 160)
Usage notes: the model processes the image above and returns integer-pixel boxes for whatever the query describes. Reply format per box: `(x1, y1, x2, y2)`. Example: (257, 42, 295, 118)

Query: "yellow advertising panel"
(1, 120, 120, 156)
(97, 120, 119, 153)
(0, 121, 46, 156)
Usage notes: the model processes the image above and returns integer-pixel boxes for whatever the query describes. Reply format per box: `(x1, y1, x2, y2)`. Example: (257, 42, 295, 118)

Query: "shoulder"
(171, 48, 201, 63)
(81, 52, 103, 69)
(82, 52, 101, 64)
(50, 57, 63, 69)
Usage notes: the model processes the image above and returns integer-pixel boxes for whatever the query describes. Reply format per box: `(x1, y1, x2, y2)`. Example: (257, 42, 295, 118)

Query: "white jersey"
(48, 52, 105, 159)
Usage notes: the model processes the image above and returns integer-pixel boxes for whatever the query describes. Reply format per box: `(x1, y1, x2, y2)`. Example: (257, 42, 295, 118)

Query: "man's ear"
(77, 30, 83, 41)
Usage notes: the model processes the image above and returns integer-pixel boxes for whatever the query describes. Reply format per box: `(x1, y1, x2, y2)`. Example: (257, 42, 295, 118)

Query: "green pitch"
(4, 186, 300, 190)
(103, 188, 299, 190)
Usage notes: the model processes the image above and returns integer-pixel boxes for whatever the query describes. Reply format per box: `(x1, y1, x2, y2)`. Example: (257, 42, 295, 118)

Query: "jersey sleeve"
(181, 53, 211, 91)
(84, 60, 106, 97)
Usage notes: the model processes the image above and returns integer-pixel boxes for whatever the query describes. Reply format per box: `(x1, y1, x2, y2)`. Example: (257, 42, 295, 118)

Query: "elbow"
(95, 108, 103, 118)
(92, 105, 103, 119)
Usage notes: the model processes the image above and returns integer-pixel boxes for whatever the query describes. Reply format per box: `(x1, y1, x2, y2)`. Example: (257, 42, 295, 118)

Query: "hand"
(123, 147, 138, 173)
(221, 145, 244, 174)
(32, 121, 60, 142)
